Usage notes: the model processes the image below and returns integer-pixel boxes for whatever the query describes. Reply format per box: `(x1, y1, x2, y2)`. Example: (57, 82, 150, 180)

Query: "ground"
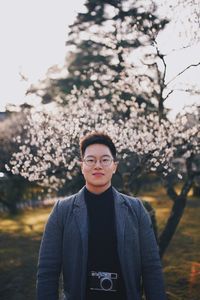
(0, 185, 199, 300)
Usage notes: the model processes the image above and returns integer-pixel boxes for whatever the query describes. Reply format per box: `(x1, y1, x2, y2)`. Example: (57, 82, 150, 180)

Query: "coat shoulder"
(116, 190, 146, 218)
(49, 192, 79, 228)
(56, 192, 79, 215)
(118, 191, 141, 206)
(57, 193, 77, 209)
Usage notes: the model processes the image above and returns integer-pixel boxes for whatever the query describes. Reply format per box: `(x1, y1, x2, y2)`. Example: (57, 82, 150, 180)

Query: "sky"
(0, 0, 200, 119)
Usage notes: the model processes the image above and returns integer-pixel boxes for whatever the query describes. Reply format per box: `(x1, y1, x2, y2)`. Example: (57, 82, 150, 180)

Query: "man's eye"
(102, 158, 109, 162)
(87, 159, 95, 163)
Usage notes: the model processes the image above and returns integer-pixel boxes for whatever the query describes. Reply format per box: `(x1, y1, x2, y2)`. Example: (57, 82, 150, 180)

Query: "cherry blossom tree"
(7, 88, 174, 187)
(6, 87, 200, 255)
(158, 105, 200, 256)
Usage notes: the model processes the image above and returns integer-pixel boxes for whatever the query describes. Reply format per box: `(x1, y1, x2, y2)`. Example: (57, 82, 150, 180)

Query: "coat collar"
(74, 186, 126, 207)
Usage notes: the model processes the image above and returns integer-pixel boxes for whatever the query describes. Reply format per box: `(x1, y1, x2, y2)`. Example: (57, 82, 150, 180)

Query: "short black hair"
(79, 132, 116, 159)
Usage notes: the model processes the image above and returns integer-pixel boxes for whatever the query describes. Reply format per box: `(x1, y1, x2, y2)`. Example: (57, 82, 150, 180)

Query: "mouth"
(92, 173, 104, 176)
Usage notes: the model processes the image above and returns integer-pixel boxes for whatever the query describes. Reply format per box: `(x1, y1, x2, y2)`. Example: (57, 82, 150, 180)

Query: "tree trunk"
(159, 155, 195, 258)
(6, 201, 18, 215)
(0, 197, 18, 214)
(193, 184, 200, 197)
(0, 176, 28, 215)
(159, 195, 187, 258)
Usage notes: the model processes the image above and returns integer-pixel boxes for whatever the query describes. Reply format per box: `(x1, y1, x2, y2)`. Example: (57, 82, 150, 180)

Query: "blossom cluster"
(6, 87, 200, 189)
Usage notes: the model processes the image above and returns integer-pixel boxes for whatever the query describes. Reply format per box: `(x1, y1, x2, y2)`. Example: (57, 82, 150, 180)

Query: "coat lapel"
(112, 188, 128, 268)
(73, 187, 88, 253)
(73, 187, 88, 299)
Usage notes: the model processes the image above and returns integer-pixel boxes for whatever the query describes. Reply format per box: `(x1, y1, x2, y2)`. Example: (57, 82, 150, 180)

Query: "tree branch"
(166, 62, 200, 86)
(163, 90, 174, 101)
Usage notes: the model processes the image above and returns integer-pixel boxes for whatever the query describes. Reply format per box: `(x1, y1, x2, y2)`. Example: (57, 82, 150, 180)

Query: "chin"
(88, 179, 108, 186)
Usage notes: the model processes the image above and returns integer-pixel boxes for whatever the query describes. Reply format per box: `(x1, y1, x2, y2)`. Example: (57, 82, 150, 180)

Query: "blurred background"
(0, 0, 200, 299)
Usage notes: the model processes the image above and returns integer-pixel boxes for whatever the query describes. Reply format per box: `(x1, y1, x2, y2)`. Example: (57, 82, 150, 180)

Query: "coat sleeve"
(138, 200, 167, 300)
(36, 200, 63, 300)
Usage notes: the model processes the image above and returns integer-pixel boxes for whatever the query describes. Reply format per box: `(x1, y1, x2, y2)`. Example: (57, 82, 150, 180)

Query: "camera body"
(89, 271, 118, 292)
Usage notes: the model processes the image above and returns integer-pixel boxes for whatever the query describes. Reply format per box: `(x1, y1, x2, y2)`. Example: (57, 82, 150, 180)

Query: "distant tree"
(0, 110, 33, 214)
(28, 0, 200, 121)
(28, 0, 168, 114)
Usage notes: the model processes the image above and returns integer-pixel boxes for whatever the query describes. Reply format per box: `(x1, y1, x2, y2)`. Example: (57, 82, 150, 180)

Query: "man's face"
(81, 143, 118, 194)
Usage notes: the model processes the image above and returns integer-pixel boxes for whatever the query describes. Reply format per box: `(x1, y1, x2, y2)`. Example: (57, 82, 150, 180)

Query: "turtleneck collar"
(84, 185, 113, 200)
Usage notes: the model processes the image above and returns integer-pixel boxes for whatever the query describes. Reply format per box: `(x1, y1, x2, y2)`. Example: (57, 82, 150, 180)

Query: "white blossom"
(7, 87, 200, 189)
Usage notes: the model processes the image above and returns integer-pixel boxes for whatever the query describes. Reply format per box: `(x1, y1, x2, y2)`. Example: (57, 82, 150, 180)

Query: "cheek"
(107, 168, 115, 177)
(81, 166, 91, 176)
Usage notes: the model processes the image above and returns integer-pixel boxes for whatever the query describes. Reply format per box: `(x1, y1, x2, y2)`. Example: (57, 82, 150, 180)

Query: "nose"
(94, 160, 102, 168)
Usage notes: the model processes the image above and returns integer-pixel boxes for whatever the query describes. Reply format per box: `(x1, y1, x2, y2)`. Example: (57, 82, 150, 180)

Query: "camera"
(89, 271, 118, 292)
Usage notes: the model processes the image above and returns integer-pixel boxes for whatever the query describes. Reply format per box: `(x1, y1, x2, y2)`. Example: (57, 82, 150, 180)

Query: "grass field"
(0, 186, 199, 300)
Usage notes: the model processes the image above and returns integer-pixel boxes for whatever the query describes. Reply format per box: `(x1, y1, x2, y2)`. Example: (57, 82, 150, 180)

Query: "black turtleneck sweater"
(84, 186, 126, 300)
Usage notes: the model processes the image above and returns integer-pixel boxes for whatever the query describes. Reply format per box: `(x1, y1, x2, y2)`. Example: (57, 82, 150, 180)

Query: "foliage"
(0, 111, 40, 214)
(28, 0, 168, 114)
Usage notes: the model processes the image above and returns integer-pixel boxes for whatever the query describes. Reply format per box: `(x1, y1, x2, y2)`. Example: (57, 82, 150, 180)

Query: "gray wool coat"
(36, 187, 166, 300)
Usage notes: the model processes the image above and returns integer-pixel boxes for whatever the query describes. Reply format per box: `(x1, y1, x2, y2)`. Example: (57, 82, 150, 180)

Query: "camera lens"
(100, 277, 113, 290)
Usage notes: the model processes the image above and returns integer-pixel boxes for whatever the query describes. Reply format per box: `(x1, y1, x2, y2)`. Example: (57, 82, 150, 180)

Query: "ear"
(113, 161, 118, 174)
(78, 161, 83, 173)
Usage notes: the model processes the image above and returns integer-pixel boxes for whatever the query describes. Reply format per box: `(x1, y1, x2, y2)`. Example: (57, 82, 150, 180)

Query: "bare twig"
(166, 62, 200, 86)
(163, 90, 174, 100)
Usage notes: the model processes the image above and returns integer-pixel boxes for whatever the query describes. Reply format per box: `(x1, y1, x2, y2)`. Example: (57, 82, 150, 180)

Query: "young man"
(37, 132, 166, 300)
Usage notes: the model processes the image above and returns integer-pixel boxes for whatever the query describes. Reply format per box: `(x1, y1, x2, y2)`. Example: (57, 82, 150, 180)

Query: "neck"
(85, 182, 111, 195)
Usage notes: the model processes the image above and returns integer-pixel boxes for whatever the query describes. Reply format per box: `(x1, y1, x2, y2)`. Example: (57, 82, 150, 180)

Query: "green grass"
(0, 187, 199, 300)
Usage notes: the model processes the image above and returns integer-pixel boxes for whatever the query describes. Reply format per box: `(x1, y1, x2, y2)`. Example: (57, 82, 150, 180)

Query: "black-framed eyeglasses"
(83, 156, 114, 167)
